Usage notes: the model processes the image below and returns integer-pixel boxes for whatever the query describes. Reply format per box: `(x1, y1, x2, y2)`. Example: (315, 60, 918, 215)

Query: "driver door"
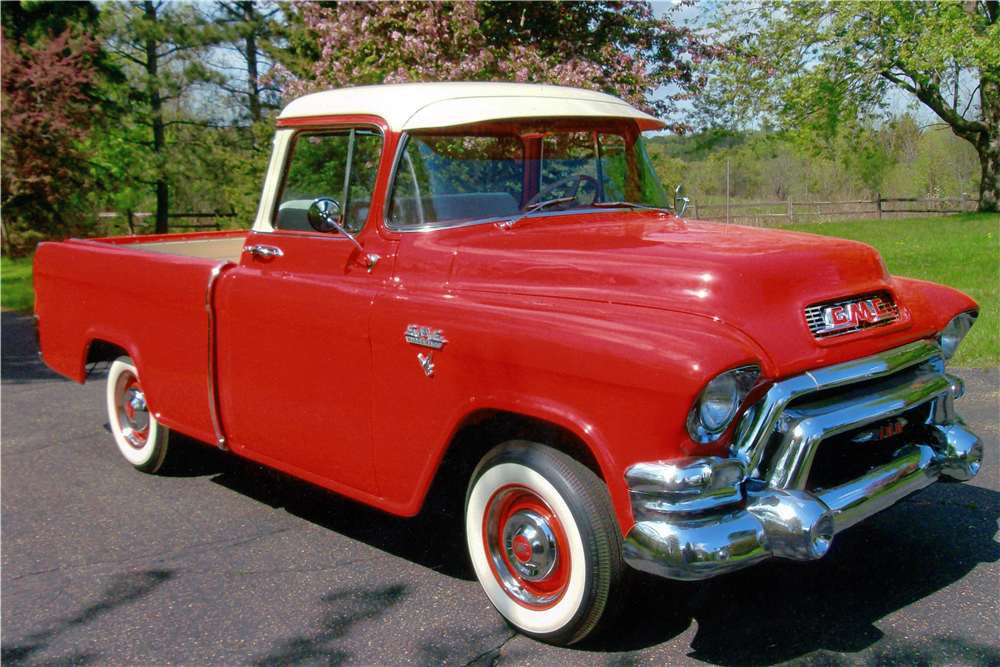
(216, 128, 391, 495)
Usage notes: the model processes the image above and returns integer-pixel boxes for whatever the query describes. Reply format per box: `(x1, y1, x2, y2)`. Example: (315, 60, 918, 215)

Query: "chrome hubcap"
(117, 375, 150, 449)
(484, 485, 569, 608)
(502, 510, 558, 582)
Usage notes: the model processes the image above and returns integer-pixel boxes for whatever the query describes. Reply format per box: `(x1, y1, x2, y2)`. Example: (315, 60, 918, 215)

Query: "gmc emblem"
(821, 298, 893, 333)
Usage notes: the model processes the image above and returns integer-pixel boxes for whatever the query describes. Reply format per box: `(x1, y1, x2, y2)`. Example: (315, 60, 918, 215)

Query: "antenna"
(726, 159, 731, 236)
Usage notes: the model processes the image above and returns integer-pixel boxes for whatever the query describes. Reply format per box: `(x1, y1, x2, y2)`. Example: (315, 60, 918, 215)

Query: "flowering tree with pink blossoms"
(272, 1, 719, 131)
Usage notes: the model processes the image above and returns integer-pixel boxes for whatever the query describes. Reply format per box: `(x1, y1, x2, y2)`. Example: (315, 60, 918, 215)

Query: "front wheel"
(106, 356, 170, 474)
(465, 441, 627, 645)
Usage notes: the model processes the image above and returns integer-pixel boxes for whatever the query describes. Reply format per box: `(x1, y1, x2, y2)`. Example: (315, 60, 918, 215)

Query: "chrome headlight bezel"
(938, 311, 978, 362)
(687, 366, 761, 443)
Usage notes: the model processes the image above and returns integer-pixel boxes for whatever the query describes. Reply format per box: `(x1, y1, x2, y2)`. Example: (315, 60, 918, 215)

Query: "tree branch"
(881, 63, 988, 136)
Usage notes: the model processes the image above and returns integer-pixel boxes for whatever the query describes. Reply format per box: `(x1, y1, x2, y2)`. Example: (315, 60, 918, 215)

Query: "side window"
(275, 129, 382, 234)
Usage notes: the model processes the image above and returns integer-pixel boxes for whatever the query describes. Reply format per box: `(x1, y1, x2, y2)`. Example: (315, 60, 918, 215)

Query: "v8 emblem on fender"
(417, 352, 435, 377)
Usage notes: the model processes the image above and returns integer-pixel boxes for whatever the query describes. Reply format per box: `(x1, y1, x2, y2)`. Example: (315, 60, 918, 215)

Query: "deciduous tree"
(694, 1, 1000, 212)
(1, 27, 101, 254)
(271, 1, 719, 132)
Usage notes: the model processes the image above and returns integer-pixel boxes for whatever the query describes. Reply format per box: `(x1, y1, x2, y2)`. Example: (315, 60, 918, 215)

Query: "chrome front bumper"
(623, 341, 984, 581)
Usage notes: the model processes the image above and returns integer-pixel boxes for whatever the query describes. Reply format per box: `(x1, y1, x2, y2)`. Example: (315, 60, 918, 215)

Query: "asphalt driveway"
(2, 311, 998, 666)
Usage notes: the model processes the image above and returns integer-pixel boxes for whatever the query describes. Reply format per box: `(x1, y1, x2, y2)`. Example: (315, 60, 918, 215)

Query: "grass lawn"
(1, 255, 35, 314)
(776, 212, 999, 367)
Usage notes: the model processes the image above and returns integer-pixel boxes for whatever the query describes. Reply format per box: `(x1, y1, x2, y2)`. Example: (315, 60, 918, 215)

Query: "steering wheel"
(525, 174, 599, 208)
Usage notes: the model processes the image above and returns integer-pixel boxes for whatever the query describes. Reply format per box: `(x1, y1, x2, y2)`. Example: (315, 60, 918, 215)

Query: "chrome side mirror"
(307, 198, 344, 233)
(307, 197, 367, 257)
(674, 184, 690, 216)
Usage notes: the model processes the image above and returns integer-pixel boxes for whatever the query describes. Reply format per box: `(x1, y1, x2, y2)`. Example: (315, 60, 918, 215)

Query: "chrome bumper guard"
(623, 341, 983, 581)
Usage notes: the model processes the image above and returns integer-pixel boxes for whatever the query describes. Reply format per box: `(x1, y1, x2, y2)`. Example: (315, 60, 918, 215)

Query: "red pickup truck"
(34, 82, 983, 645)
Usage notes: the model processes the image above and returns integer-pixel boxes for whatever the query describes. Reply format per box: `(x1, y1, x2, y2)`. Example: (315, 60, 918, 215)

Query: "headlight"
(700, 373, 739, 431)
(939, 311, 977, 362)
(688, 366, 760, 443)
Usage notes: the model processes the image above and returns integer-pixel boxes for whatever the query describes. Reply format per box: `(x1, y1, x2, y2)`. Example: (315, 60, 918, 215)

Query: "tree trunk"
(144, 1, 170, 234)
(241, 0, 261, 125)
(976, 75, 999, 213)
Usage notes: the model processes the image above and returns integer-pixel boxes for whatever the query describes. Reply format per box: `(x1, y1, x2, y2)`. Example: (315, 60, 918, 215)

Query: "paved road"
(2, 310, 998, 666)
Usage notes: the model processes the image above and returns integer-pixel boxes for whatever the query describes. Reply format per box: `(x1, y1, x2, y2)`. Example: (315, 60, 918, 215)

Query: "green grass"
(1, 255, 35, 314)
(775, 213, 999, 366)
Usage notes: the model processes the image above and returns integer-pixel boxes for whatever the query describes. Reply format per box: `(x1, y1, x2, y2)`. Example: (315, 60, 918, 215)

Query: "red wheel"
(466, 441, 627, 645)
(106, 356, 170, 473)
(484, 484, 572, 609)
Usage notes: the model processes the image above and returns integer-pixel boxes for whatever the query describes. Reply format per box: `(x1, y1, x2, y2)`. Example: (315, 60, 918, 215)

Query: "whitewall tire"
(106, 356, 170, 473)
(465, 441, 627, 645)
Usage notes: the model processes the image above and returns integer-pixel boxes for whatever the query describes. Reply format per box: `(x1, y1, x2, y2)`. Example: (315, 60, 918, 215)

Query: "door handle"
(243, 245, 284, 259)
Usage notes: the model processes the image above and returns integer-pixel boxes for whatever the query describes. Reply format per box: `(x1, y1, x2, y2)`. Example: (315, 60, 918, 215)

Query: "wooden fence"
(690, 195, 979, 226)
(96, 211, 238, 234)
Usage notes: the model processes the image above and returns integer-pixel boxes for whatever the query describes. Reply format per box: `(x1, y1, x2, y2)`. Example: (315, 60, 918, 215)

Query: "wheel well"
(85, 339, 129, 378)
(421, 410, 605, 518)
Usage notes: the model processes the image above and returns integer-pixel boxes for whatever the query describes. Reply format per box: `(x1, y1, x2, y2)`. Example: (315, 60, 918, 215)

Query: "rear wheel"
(465, 441, 627, 645)
(106, 356, 170, 473)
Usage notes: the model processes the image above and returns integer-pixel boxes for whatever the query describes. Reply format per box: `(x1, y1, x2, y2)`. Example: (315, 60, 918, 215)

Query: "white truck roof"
(278, 82, 666, 132)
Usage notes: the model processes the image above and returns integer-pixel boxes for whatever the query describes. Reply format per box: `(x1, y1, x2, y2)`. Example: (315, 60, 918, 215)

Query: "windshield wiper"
(498, 196, 577, 229)
(592, 201, 672, 213)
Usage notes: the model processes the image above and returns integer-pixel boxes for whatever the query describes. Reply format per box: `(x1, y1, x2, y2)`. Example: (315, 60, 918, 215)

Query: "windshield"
(387, 120, 671, 227)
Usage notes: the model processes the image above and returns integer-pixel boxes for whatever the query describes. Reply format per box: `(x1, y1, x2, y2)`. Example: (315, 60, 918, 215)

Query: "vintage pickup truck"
(34, 82, 983, 645)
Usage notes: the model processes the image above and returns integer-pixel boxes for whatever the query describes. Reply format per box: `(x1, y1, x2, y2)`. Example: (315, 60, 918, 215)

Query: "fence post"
(876, 193, 882, 220)
(126, 209, 135, 235)
(960, 192, 967, 212)
(693, 200, 699, 220)
(787, 197, 793, 225)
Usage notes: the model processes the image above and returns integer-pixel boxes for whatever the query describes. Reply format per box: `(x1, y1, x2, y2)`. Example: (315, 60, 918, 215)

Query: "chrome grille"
(733, 340, 950, 492)
(805, 291, 900, 339)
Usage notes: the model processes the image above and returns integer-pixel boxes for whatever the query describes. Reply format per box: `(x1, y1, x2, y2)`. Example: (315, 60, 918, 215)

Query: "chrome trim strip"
(807, 340, 941, 391)
(206, 261, 235, 450)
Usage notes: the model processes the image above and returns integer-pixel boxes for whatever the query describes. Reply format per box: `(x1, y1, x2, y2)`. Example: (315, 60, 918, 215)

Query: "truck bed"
(32, 230, 250, 445)
(99, 230, 248, 262)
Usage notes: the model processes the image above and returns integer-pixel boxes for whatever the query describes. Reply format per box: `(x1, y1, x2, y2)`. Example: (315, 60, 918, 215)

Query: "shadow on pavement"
(248, 584, 407, 667)
(210, 457, 476, 581)
(0, 570, 172, 666)
(1, 311, 66, 384)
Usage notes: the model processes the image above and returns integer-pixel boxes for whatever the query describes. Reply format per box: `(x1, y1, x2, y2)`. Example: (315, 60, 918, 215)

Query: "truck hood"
(432, 210, 966, 375)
